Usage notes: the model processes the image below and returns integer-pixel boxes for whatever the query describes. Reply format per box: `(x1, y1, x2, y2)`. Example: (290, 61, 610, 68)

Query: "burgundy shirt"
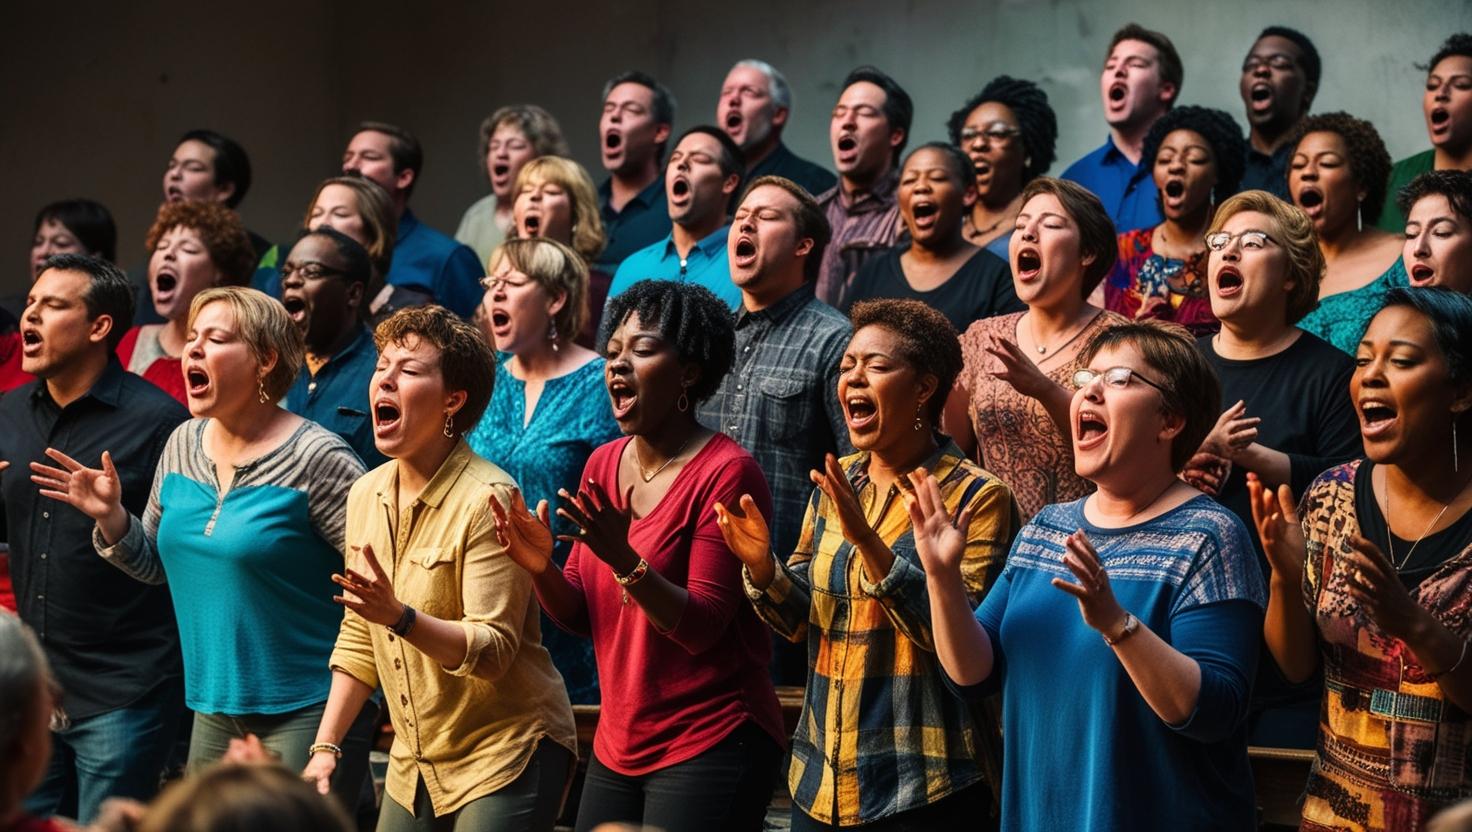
(542, 432, 786, 774)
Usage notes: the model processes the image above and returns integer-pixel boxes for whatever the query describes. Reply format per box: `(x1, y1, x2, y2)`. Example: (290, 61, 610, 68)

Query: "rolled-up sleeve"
(448, 491, 530, 681)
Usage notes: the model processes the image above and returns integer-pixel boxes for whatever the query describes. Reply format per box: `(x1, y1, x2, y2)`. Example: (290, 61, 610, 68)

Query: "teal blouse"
(1297, 258, 1409, 354)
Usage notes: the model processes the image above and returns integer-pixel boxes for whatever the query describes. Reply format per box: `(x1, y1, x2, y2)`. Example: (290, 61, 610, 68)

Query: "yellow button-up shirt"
(329, 441, 576, 816)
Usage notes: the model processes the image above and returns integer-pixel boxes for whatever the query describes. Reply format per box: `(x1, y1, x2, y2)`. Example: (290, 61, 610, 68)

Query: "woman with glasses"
(1103, 107, 1246, 336)
(467, 238, 620, 703)
(924, 320, 1266, 830)
(1186, 191, 1362, 748)
(1251, 287, 1472, 829)
(946, 76, 1059, 261)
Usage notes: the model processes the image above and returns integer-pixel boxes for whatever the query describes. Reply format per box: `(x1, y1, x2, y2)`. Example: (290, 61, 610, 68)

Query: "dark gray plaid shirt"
(698, 284, 853, 556)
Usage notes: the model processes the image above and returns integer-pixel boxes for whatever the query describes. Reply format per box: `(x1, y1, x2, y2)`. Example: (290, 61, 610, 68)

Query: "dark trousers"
(789, 781, 994, 832)
(574, 722, 782, 832)
(377, 740, 574, 832)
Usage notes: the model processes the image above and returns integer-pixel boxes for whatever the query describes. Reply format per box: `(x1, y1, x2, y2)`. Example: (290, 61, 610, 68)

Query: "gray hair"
(733, 59, 792, 112)
(0, 615, 52, 769)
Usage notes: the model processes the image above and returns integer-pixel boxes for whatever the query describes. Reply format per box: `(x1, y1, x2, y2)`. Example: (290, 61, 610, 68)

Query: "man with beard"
(597, 71, 678, 273)
(280, 228, 385, 468)
(608, 126, 745, 309)
(1062, 23, 1181, 233)
(717, 60, 836, 197)
(1239, 27, 1320, 199)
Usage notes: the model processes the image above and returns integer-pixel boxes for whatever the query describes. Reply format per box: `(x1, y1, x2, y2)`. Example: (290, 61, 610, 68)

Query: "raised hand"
(1343, 534, 1433, 642)
(1247, 473, 1307, 582)
(558, 479, 638, 572)
(714, 493, 775, 588)
(906, 467, 974, 579)
(811, 454, 876, 549)
(489, 488, 555, 576)
(1050, 530, 1128, 635)
(1181, 450, 1232, 496)
(984, 331, 1061, 401)
(1202, 401, 1261, 460)
(30, 448, 125, 523)
(332, 543, 404, 627)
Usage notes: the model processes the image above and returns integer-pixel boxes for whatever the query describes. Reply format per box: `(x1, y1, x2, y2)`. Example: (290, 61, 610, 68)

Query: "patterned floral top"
(1298, 460, 1472, 831)
(957, 310, 1125, 521)
(1297, 258, 1410, 355)
(1104, 227, 1218, 337)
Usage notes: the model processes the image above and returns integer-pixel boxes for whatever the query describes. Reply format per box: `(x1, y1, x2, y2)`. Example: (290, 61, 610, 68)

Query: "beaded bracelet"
(308, 742, 342, 759)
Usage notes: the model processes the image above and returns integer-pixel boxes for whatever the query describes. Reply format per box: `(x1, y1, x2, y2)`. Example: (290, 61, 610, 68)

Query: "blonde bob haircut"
(301, 177, 397, 282)
(1206, 190, 1324, 325)
(488, 238, 590, 347)
(189, 286, 305, 402)
(512, 157, 606, 264)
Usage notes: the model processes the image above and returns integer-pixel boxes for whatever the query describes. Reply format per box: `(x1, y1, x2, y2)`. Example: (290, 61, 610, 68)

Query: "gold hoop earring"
(258, 378, 269, 404)
(443, 412, 456, 438)
(677, 390, 690, 413)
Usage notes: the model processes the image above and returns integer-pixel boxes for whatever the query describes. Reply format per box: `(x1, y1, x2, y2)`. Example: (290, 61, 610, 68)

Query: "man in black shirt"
(717, 60, 837, 198)
(2, 254, 189, 823)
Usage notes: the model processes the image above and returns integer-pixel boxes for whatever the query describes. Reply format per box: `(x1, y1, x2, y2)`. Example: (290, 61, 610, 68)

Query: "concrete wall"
(3, 0, 1466, 294)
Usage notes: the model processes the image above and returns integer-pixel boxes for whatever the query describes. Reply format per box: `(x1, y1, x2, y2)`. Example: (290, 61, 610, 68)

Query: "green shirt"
(1376, 149, 1436, 233)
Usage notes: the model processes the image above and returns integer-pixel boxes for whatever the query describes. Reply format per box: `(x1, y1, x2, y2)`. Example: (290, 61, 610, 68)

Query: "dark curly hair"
(374, 305, 498, 436)
(848, 299, 962, 425)
(1424, 33, 1472, 72)
(144, 201, 256, 286)
(1291, 111, 1392, 224)
(945, 76, 1058, 184)
(1397, 169, 1472, 225)
(599, 280, 735, 405)
(1141, 106, 1248, 205)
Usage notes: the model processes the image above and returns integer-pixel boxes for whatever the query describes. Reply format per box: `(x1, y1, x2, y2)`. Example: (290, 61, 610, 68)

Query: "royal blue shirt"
(286, 325, 386, 469)
(606, 225, 741, 310)
(597, 176, 673, 273)
(390, 210, 485, 318)
(1062, 136, 1162, 233)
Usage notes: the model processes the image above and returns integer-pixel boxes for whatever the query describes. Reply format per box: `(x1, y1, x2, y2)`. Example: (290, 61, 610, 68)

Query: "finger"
(557, 489, 591, 528)
(955, 503, 976, 533)
(535, 499, 552, 527)
(101, 450, 120, 481)
(360, 543, 389, 582)
(0, 461, 8, 473)
(713, 501, 729, 524)
(30, 475, 68, 492)
(738, 493, 760, 519)
(1065, 530, 1102, 569)
(582, 478, 609, 514)
(316, 773, 330, 795)
(1050, 576, 1090, 600)
(509, 487, 528, 514)
(37, 489, 74, 503)
(43, 447, 85, 472)
(555, 505, 590, 533)
(487, 494, 508, 525)
(29, 462, 72, 481)
(1275, 483, 1299, 521)
(341, 568, 374, 588)
(1060, 552, 1098, 588)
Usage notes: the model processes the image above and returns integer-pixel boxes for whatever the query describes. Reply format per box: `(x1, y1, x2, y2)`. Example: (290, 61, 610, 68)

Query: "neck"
(1216, 316, 1297, 358)
(742, 270, 805, 313)
(1384, 441, 1472, 507)
(1161, 206, 1212, 247)
(1317, 222, 1362, 258)
(210, 400, 283, 448)
(308, 320, 361, 362)
(1435, 143, 1472, 171)
(511, 338, 562, 380)
(672, 214, 723, 257)
(159, 317, 190, 355)
(1029, 295, 1092, 334)
(633, 413, 702, 462)
(743, 135, 782, 170)
(611, 160, 659, 203)
(869, 428, 939, 489)
(1110, 120, 1155, 165)
(841, 160, 893, 198)
(1093, 468, 1179, 521)
(397, 437, 458, 499)
(973, 190, 1023, 224)
(44, 350, 111, 408)
(1250, 120, 1297, 156)
(909, 228, 971, 262)
(392, 195, 409, 221)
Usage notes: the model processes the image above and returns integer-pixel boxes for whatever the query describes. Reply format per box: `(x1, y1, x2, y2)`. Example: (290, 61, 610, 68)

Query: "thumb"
(1276, 483, 1298, 520)
(102, 450, 119, 480)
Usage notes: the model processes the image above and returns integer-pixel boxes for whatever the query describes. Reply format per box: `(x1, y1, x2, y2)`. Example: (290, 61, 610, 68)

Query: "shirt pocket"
(400, 545, 460, 619)
(758, 369, 815, 443)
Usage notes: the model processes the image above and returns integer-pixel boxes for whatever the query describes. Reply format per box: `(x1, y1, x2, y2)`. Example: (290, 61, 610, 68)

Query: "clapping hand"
(489, 488, 555, 576)
(1051, 530, 1128, 635)
(1202, 401, 1261, 460)
(1181, 450, 1232, 496)
(558, 479, 638, 572)
(1343, 534, 1432, 642)
(811, 454, 877, 549)
(905, 467, 974, 580)
(1247, 473, 1307, 583)
(714, 494, 775, 589)
(332, 543, 404, 627)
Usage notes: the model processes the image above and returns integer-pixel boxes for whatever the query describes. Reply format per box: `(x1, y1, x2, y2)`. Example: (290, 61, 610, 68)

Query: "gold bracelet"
(308, 741, 342, 759)
(614, 558, 649, 586)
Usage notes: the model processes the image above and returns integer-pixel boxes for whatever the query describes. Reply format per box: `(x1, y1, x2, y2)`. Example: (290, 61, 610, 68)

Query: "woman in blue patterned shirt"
(924, 320, 1265, 831)
(468, 238, 619, 703)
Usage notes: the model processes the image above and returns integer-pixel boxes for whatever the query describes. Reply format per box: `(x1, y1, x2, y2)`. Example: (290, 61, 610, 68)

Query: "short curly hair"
(1141, 105, 1247, 205)
(477, 104, 570, 179)
(144, 201, 255, 286)
(1425, 32, 1472, 73)
(1207, 190, 1325, 325)
(945, 75, 1058, 185)
(1397, 169, 1472, 226)
(374, 305, 498, 436)
(1291, 112, 1392, 225)
(599, 280, 735, 405)
(848, 299, 962, 425)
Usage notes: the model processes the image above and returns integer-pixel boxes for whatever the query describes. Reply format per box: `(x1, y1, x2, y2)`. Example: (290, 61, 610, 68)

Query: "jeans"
(24, 680, 185, 824)
(788, 780, 994, 832)
(376, 739, 574, 832)
(187, 699, 378, 813)
(574, 722, 783, 832)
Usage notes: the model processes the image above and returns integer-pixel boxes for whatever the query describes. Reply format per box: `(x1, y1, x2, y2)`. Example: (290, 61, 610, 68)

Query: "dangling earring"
(1456, 419, 1461, 474)
(677, 387, 690, 413)
(443, 412, 456, 438)
(257, 377, 269, 404)
(547, 318, 559, 352)
(913, 403, 924, 432)
(1356, 199, 1364, 233)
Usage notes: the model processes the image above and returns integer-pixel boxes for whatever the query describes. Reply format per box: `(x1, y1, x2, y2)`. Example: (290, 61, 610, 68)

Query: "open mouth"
(1410, 263, 1436, 286)
(1215, 266, 1244, 296)
(490, 309, 511, 330)
(910, 201, 939, 228)
(725, 111, 743, 130)
(184, 366, 211, 398)
(165, 186, 184, 201)
(1296, 187, 1324, 217)
(154, 271, 178, 295)
(604, 132, 623, 151)
(1358, 400, 1398, 439)
(608, 378, 638, 420)
(1108, 82, 1128, 103)
(670, 177, 691, 199)
(1164, 180, 1185, 199)
(733, 237, 757, 267)
(971, 159, 992, 178)
(1076, 410, 1109, 448)
(493, 163, 510, 178)
(1251, 85, 1272, 102)
(20, 328, 42, 356)
(845, 395, 878, 431)
(837, 134, 858, 153)
(1432, 107, 1451, 127)
(522, 214, 541, 235)
(1015, 248, 1042, 281)
(282, 295, 307, 322)
(373, 400, 402, 435)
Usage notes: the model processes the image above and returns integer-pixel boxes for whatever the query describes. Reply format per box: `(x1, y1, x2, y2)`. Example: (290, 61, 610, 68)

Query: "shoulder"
(963, 247, 1009, 277)
(793, 297, 852, 335)
(1306, 459, 1361, 503)
(290, 420, 367, 473)
(1290, 330, 1355, 369)
(1390, 149, 1436, 178)
(961, 312, 1018, 347)
(1061, 144, 1110, 178)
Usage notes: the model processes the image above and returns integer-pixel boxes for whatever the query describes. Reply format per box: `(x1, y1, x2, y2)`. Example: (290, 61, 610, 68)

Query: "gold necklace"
(635, 436, 692, 483)
(1382, 466, 1472, 571)
(1031, 309, 1102, 356)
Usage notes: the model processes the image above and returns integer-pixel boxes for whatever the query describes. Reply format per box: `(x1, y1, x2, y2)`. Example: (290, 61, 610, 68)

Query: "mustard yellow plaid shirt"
(745, 440, 1017, 825)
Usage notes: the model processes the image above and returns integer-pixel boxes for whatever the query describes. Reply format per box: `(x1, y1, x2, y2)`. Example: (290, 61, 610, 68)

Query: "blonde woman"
(511, 156, 609, 344)
(457, 105, 571, 263)
(258, 177, 397, 308)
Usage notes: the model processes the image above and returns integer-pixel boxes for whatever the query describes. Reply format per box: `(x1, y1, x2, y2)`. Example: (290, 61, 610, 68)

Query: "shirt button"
(743, 345, 751, 352)
(394, 658, 402, 669)
(39, 553, 46, 560)
(400, 694, 408, 706)
(736, 384, 743, 391)
(386, 633, 394, 642)
(36, 594, 44, 600)
(729, 425, 738, 432)
(42, 511, 49, 520)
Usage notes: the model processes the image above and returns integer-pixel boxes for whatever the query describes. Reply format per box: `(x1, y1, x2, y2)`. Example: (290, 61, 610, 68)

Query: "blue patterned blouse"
(1297, 257, 1409, 354)
(467, 355, 621, 703)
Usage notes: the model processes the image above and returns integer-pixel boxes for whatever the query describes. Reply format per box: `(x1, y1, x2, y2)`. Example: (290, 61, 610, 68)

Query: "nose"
(738, 215, 756, 234)
(1114, 63, 1128, 79)
(1299, 161, 1318, 180)
(1412, 230, 1432, 258)
(1081, 375, 1106, 402)
(280, 268, 303, 289)
(1435, 81, 1451, 102)
(1167, 156, 1185, 175)
(1253, 61, 1271, 79)
(185, 334, 206, 359)
(1220, 239, 1242, 260)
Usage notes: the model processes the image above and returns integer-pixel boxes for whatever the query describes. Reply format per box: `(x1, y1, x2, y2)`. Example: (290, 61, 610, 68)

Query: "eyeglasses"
(1072, 366, 1170, 395)
(958, 124, 1021, 145)
(1242, 54, 1298, 73)
(480, 275, 532, 292)
(279, 262, 347, 282)
(1204, 230, 1277, 251)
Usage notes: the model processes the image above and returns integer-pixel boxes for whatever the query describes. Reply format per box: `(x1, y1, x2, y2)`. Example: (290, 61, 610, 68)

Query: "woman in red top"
(117, 201, 255, 403)
(492, 280, 785, 832)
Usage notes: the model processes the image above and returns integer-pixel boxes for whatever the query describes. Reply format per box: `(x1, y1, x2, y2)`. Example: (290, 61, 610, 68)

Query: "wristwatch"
(1103, 612, 1139, 646)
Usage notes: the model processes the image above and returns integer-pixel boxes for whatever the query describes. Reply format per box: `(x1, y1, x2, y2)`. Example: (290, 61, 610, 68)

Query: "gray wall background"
(3, 0, 1467, 294)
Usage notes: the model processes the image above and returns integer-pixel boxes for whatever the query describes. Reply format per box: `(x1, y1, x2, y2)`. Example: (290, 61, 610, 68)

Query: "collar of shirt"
(833, 168, 899, 213)
(599, 175, 665, 214)
(376, 438, 475, 510)
(319, 323, 375, 368)
(1099, 135, 1151, 184)
(30, 356, 128, 410)
(660, 224, 730, 262)
(845, 435, 968, 492)
(397, 209, 423, 242)
(736, 282, 816, 329)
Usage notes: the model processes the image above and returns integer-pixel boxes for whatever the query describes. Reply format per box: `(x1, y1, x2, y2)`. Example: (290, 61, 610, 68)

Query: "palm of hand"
(914, 513, 965, 573)
(72, 467, 120, 516)
(723, 511, 768, 566)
